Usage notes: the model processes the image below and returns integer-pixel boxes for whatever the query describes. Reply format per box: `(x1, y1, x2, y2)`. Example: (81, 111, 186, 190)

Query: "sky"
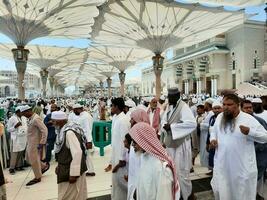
(0, 3, 265, 91)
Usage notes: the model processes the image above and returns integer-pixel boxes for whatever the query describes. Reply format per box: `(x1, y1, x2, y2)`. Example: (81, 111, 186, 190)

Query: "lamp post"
(152, 53, 164, 98)
(12, 46, 29, 100)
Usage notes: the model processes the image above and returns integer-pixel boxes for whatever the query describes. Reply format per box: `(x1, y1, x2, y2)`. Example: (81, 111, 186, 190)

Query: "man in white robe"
(71, 104, 95, 176)
(105, 98, 130, 200)
(200, 98, 214, 167)
(7, 106, 27, 174)
(130, 122, 180, 200)
(161, 88, 197, 200)
(52, 111, 87, 200)
(210, 94, 267, 200)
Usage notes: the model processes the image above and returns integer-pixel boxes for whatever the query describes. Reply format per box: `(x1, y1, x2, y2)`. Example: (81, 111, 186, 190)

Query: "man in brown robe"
(21, 105, 48, 186)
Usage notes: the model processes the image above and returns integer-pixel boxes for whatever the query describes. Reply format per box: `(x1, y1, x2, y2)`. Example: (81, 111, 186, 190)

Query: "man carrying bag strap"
(161, 87, 197, 200)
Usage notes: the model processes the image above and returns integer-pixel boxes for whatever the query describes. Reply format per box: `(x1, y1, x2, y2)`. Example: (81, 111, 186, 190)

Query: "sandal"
(26, 178, 41, 186)
(42, 163, 50, 174)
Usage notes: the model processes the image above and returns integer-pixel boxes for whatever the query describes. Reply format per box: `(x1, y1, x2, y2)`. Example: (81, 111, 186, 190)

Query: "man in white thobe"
(106, 98, 130, 200)
(210, 94, 267, 200)
(7, 106, 27, 174)
(52, 111, 87, 200)
(71, 104, 95, 176)
(200, 98, 214, 167)
(161, 88, 197, 200)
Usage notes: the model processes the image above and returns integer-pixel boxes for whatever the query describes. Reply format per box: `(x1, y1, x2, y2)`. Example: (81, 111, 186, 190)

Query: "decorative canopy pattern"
(88, 44, 152, 72)
(91, 0, 246, 54)
(0, 0, 106, 46)
(27, 45, 87, 70)
(186, 0, 265, 7)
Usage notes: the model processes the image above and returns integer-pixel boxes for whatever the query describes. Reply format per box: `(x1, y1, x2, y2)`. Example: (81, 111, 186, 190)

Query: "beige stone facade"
(141, 20, 265, 96)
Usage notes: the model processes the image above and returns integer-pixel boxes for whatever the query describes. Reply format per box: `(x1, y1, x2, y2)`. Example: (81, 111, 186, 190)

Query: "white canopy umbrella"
(91, 0, 246, 98)
(88, 44, 152, 96)
(0, 0, 105, 99)
(0, 43, 88, 98)
(185, 0, 265, 7)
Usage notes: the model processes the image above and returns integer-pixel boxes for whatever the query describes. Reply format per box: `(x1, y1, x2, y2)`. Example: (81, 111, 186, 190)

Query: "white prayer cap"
(238, 94, 244, 99)
(20, 105, 32, 112)
(51, 111, 67, 120)
(192, 98, 198, 104)
(143, 97, 151, 103)
(125, 99, 136, 108)
(205, 98, 214, 105)
(252, 98, 262, 104)
(73, 103, 83, 109)
(15, 106, 21, 112)
(246, 97, 253, 102)
(160, 95, 166, 101)
(212, 101, 222, 108)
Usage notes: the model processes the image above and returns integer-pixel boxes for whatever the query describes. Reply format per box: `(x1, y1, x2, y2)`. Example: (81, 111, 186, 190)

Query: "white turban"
(252, 98, 262, 104)
(160, 95, 166, 101)
(20, 105, 31, 112)
(192, 98, 198, 104)
(125, 99, 136, 108)
(51, 111, 67, 120)
(73, 103, 83, 109)
(212, 101, 222, 108)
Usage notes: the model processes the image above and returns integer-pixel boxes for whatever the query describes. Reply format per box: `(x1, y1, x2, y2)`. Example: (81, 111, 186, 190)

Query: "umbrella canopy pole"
(119, 71, 126, 97)
(40, 70, 49, 98)
(153, 54, 164, 99)
(12, 47, 29, 100)
(107, 77, 112, 98)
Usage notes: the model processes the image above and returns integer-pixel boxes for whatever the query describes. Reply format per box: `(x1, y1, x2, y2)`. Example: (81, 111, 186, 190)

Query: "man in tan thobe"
(21, 105, 48, 186)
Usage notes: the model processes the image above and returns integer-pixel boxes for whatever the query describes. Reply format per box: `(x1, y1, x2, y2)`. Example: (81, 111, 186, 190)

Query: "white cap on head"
(73, 103, 83, 109)
(160, 95, 166, 101)
(15, 106, 21, 112)
(192, 98, 198, 104)
(51, 111, 67, 120)
(143, 97, 151, 103)
(252, 98, 262, 104)
(205, 98, 214, 105)
(212, 101, 222, 108)
(125, 99, 136, 108)
(20, 105, 31, 112)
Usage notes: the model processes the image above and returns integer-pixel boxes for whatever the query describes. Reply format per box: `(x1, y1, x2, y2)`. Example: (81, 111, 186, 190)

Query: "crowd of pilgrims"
(0, 88, 267, 200)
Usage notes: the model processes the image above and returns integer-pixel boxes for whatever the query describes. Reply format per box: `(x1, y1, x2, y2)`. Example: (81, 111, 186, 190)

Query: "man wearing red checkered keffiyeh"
(129, 122, 180, 200)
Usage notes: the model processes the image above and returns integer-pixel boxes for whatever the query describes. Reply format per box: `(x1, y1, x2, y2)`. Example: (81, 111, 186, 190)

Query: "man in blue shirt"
(44, 104, 58, 168)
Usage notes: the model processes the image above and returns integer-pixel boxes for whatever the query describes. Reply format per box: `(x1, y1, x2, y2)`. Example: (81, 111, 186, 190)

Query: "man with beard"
(52, 111, 87, 200)
(210, 94, 267, 200)
(161, 87, 197, 200)
(241, 99, 267, 200)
